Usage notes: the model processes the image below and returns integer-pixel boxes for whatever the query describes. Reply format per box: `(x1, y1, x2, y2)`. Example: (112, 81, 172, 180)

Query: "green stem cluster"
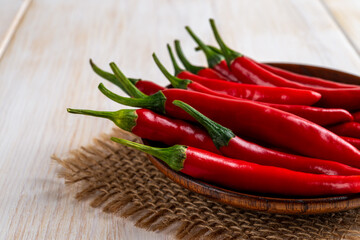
(152, 53, 191, 90)
(209, 19, 242, 65)
(174, 40, 203, 74)
(89, 59, 141, 95)
(185, 26, 224, 68)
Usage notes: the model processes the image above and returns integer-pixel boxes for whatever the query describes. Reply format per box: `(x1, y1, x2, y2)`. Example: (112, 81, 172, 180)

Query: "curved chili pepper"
(112, 138, 360, 197)
(232, 56, 360, 110)
(209, 19, 360, 111)
(98, 63, 360, 166)
(67, 108, 220, 154)
(195, 45, 359, 89)
(157, 52, 351, 126)
(328, 122, 360, 139)
(175, 40, 322, 106)
(185, 26, 240, 83)
(175, 70, 322, 105)
(174, 40, 228, 80)
(173, 100, 360, 175)
(127, 77, 351, 126)
(258, 63, 358, 89)
(342, 136, 360, 150)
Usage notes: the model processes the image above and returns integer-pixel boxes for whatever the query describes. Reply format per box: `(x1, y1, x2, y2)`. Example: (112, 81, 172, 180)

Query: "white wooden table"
(1, 0, 360, 239)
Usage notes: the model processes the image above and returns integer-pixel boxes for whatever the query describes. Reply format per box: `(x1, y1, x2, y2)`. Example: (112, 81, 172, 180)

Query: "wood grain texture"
(0, 0, 359, 239)
(323, 0, 360, 56)
(0, 0, 32, 59)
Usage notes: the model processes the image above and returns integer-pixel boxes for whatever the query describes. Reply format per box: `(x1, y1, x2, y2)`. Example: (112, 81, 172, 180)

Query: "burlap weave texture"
(54, 129, 360, 239)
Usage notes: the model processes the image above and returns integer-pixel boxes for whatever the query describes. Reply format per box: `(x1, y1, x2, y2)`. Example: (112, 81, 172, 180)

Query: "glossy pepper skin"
(259, 63, 358, 89)
(196, 44, 360, 89)
(209, 20, 360, 111)
(352, 111, 360, 123)
(112, 138, 360, 197)
(131, 79, 165, 95)
(260, 103, 353, 126)
(202, 45, 359, 89)
(230, 56, 360, 110)
(173, 100, 360, 175)
(342, 136, 360, 150)
(197, 68, 227, 80)
(328, 122, 360, 139)
(66, 108, 220, 154)
(176, 70, 321, 105)
(149, 55, 352, 127)
(174, 39, 325, 108)
(98, 66, 360, 168)
(129, 78, 352, 126)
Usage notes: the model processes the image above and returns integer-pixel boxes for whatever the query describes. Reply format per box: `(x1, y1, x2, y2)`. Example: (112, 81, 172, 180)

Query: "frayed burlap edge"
(53, 128, 360, 239)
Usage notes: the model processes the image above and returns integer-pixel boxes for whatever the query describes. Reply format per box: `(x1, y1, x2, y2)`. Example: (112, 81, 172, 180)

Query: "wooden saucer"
(145, 63, 360, 215)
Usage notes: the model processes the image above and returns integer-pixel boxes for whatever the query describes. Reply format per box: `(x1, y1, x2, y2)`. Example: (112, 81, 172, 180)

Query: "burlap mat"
(54, 128, 360, 239)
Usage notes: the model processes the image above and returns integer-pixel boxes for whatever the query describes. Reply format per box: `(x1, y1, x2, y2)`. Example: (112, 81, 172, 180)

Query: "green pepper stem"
(67, 108, 137, 132)
(98, 83, 166, 114)
(209, 19, 242, 66)
(111, 137, 186, 171)
(109, 62, 147, 98)
(194, 45, 222, 54)
(90, 59, 126, 91)
(185, 26, 224, 68)
(167, 44, 183, 76)
(89, 59, 140, 96)
(152, 53, 191, 90)
(174, 40, 203, 74)
(172, 100, 235, 149)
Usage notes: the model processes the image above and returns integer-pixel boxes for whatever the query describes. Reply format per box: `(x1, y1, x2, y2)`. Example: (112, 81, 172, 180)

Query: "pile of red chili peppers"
(68, 19, 360, 197)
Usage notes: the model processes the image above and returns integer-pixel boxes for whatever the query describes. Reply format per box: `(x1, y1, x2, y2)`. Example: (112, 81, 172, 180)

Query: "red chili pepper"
(112, 138, 360, 197)
(128, 77, 351, 126)
(175, 70, 322, 105)
(129, 79, 165, 95)
(176, 70, 323, 105)
(185, 26, 240, 83)
(328, 122, 360, 139)
(66, 108, 220, 154)
(174, 40, 321, 105)
(197, 68, 227, 80)
(258, 63, 358, 89)
(197, 45, 359, 89)
(260, 103, 353, 126)
(157, 51, 351, 126)
(173, 100, 360, 175)
(99, 63, 360, 166)
(352, 111, 360, 123)
(210, 19, 360, 111)
(342, 136, 360, 150)
(173, 40, 228, 80)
